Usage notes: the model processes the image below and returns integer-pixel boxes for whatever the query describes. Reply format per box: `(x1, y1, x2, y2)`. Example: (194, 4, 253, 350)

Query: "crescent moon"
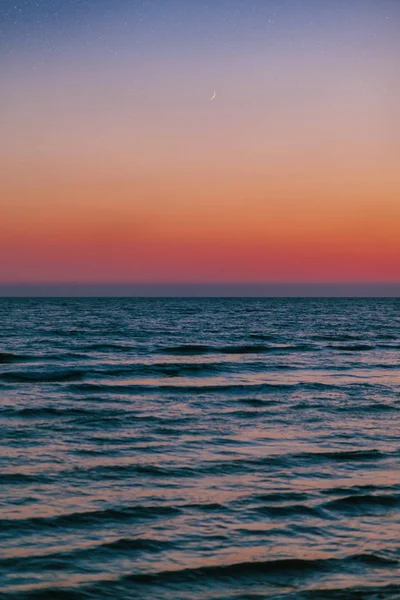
(209, 91, 217, 101)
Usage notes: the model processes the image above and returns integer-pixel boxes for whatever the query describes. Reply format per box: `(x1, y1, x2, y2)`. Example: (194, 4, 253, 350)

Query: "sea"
(0, 297, 399, 600)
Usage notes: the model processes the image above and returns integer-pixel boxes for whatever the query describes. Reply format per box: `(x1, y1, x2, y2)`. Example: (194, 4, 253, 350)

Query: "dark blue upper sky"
(2, 0, 398, 55)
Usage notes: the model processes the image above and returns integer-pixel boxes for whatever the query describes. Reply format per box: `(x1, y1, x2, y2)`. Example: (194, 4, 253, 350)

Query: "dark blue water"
(1, 298, 399, 599)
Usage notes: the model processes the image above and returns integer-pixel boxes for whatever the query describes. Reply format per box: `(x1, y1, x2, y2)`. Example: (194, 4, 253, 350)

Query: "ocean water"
(0, 297, 399, 600)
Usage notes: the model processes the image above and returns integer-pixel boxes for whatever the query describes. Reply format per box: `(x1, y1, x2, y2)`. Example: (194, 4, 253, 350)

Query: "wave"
(238, 398, 281, 406)
(196, 449, 388, 474)
(81, 343, 136, 352)
(119, 552, 397, 586)
(69, 381, 299, 394)
(321, 482, 400, 496)
(123, 557, 329, 584)
(248, 333, 280, 341)
(101, 537, 172, 552)
(0, 351, 88, 363)
(69, 380, 373, 396)
(91, 361, 291, 378)
(0, 472, 53, 485)
(329, 344, 375, 351)
(298, 584, 400, 599)
(361, 402, 398, 412)
(160, 343, 314, 355)
(84, 463, 191, 478)
(377, 343, 400, 350)
(160, 344, 212, 355)
(0, 361, 296, 384)
(324, 493, 400, 514)
(3, 582, 400, 600)
(0, 406, 122, 419)
(300, 449, 386, 461)
(254, 503, 323, 518)
(312, 334, 364, 342)
(0, 505, 181, 532)
(0, 352, 30, 363)
(1, 370, 85, 383)
(0, 537, 172, 569)
(79, 449, 389, 480)
(255, 491, 309, 502)
(219, 344, 279, 354)
(225, 409, 275, 419)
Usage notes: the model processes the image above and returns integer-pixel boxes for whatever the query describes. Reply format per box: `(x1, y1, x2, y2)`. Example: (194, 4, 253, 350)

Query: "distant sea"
(1, 298, 399, 599)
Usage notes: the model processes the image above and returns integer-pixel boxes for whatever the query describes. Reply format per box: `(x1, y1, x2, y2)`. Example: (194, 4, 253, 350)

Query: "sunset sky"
(1, 0, 399, 285)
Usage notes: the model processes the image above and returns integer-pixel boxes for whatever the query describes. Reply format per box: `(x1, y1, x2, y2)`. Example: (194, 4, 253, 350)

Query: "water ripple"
(0, 298, 399, 599)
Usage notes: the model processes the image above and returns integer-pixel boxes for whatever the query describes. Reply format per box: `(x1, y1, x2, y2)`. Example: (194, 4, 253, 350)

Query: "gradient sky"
(1, 0, 399, 284)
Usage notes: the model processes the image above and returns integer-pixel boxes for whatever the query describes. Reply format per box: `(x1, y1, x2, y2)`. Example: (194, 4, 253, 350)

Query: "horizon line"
(0, 282, 399, 298)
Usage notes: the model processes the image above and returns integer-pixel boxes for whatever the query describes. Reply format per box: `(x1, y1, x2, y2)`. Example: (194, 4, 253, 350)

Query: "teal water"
(0, 298, 399, 599)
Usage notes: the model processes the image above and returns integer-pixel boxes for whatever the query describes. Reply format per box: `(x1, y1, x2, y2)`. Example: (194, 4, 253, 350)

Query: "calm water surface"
(0, 298, 399, 599)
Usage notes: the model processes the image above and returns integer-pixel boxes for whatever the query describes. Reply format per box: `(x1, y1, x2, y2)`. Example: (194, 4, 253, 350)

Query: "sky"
(1, 0, 399, 288)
